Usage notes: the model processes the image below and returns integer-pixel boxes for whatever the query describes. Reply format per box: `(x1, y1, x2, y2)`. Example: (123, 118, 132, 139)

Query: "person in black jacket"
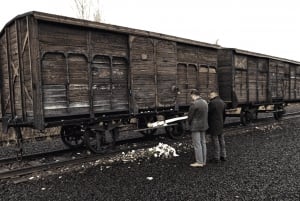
(188, 89, 209, 167)
(208, 91, 227, 163)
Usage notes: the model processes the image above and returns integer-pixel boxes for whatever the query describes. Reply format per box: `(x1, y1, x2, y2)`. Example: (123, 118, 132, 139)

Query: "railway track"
(1, 111, 300, 181)
(0, 133, 178, 181)
(224, 111, 300, 134)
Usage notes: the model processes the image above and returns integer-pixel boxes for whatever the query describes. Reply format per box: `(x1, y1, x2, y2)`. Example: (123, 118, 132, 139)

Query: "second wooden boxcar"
(218, 48, 300, 124)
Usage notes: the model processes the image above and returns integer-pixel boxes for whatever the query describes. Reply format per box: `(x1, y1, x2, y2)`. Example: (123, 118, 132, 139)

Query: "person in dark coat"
(188, 89, 209, 167)
(208, 91, 227, 163)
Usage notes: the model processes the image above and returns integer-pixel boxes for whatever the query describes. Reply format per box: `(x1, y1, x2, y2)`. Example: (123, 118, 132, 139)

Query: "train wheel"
(139, 116, 157, 136)
(60, 125, 84, 148)
(240, 110, 252, 126)
(165, 122, 184, 139)
(84, 129, 109, 154)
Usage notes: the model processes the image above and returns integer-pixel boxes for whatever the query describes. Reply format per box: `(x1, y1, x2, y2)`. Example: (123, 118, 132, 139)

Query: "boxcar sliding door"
(176, 63, 198, 106)
(130, 36, 156, 111)
(130, 36, 177, 112)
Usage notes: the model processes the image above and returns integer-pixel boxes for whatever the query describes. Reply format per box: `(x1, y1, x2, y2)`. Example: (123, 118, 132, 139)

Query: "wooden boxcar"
(0, 11, 219, 152)
(218, 48, 300, 124)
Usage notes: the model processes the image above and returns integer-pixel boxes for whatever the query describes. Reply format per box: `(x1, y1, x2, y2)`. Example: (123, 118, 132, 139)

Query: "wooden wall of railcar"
(216, 49, 233, 106)
(176, 43, 218, 104)
(1, 17, 131, 130)
(1, 18, 34, 129)
(130, 36, 177, 110)
(39, 21, 218, 118)
(0, 12, 219, 132)
(269, 59, 300, 101)
(218, 49, 300, 108)
(129, 37, 218, 111)
(39, 21, 129, 117)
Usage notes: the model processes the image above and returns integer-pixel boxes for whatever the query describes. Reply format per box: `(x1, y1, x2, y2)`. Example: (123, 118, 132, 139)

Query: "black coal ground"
(0, 118, 299, 201)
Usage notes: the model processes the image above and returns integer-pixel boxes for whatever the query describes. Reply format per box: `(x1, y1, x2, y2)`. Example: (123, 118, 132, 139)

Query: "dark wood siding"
(269, 59, 287, 100)
(296, 66, 300, 99)
(0, 17, 38, 138)
(290, 65, 295, 100)
(248, 57, 257, 102)
(177, 44, 218, 104)
(130, 36, 156, 110)
(41, 53, 90, 116)
(257, 59, 268, 102)
(176, 44, 198, 105)
(41, 52, 68, 116)
(130, 36, 178, 110)
(38, 22, 129, 117)
(217, 66, 232, 104)
(217, 49, 300, 107)
(68, 54, 89, 112)
(218, 50, 270, 107)
(217, 49, 233, 104)
(0, 18, 34, 122)
(234, 54, 248, 103)
(92, 55, 111, 111)
(198, 66, 217, 98)
(156, 40, 177, 107)
(0, 29, 9, 118)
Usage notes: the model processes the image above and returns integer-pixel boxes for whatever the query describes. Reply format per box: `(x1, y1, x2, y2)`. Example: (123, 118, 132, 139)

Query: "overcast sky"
(1, 0, 299, 61)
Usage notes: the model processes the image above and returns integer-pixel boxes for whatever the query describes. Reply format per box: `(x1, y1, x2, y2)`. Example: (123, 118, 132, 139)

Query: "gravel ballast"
(0, 118, 299, 201)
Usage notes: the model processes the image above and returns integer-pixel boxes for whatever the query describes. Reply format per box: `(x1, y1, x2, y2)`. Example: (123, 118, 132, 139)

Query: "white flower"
(146, 177, 153, 180)
(150, 143, 179, 158)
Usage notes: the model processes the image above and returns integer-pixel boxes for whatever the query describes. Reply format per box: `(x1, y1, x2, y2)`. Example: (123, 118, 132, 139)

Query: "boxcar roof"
(223, 48, 300, 65)
(0, 11, 220, 50)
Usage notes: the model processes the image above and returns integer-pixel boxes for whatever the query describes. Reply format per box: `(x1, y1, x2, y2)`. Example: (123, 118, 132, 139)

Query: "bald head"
(209, 91, 218, 100)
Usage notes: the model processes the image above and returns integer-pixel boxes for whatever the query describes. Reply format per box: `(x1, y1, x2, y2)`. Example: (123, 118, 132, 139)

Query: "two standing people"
(188, 90, 226, 167)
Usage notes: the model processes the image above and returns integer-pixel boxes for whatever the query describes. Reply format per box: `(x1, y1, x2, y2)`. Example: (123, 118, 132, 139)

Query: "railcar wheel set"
(1, 12, 300, 155)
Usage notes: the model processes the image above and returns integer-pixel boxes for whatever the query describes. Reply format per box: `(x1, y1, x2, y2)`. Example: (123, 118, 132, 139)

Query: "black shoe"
(220, 157, 227, 162)
(209, 158, 220, 163)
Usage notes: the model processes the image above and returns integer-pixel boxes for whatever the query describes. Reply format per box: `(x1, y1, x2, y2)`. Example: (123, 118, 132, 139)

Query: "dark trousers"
(212, 134, 226, 159)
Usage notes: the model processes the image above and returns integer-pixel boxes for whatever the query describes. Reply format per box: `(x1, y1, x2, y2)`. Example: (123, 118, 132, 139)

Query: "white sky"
(1, 0, 300, 61)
